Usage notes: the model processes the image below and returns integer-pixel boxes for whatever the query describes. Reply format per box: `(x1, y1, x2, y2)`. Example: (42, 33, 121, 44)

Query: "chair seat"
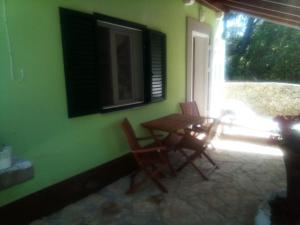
(142, 133, 183, 151)
(178, 135, 206, 152)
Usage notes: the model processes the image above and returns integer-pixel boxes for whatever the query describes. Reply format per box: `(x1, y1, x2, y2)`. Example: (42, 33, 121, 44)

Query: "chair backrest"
(180, 101, 200, 117)
(204, 119, 221, 144)
(121, 118, 141, 151)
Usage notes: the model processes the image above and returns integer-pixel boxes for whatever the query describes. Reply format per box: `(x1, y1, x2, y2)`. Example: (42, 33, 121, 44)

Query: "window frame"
(97, 20, 144, 110)
(94, 13, 149, 113)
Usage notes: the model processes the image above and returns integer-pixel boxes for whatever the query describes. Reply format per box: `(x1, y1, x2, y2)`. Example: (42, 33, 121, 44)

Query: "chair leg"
(190, 161, 209, 180)
(209, 142, 216, 151)
(168, 163, 177, 177)
(150, 176, 168, 193)
(176, 149, 201, 171)
(157, 152, 176, 177)
(203, 151, 219, 169)
(165, 155, 177, 177)
(126, 170, 147, 194)
(151, 164, 165, 178)
(176, 149, 192, 172)
(177, 149, 208, 179)
(127, 167, 168, 194)
(144, 169, 168, 193)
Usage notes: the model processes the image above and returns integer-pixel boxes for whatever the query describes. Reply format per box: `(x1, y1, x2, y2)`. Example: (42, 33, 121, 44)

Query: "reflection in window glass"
(116, 34, 133, 100)
(97, 20, 144, 110)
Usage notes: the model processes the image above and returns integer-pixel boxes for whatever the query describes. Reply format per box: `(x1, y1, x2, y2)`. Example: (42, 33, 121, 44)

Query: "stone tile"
(29, 149, 286, 225)
(29, 220, 50, 225)
(160, 198, 203, 225)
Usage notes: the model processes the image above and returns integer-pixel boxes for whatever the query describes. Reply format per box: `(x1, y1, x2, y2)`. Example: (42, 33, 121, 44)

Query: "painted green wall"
(0, 0, 216, 206)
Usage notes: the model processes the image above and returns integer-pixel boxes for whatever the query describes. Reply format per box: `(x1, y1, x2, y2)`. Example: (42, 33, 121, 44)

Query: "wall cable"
(2, 0, 24, 81)
(2, 0, 15, 80)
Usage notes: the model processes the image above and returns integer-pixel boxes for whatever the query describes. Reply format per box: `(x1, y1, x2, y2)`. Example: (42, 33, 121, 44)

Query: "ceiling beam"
(220, 0, 300, 28)
(203, 0, 300, 28)
(228, 7, 300, 28)
(224, 0, 300, 17)
(262, 0, 300, 9)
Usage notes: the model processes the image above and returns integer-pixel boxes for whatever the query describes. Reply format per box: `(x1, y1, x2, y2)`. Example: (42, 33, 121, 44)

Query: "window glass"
(97, 21, 144, 110)
(116, 34, 133, 100)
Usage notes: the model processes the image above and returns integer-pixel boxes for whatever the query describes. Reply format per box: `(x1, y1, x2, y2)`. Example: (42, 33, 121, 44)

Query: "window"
(97, 21, 144, 110)
(59, 8, 166, 117)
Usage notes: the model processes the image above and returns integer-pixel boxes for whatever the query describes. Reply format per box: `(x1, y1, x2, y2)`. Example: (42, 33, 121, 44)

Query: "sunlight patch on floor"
(213, 139, 283, 156)
(222, 125, 276, 139)
(221, 100, 280, 139)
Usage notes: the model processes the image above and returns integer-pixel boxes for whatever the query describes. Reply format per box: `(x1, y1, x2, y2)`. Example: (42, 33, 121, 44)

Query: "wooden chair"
(121, 118, 176, 193)
(180, 101, 201, 117)
(173, 108, 220, 180)
(201, 119, 220, 166)
(176, 135, 218, 180)
(179, 101, 214, 137)
(203, 119, 221, 153)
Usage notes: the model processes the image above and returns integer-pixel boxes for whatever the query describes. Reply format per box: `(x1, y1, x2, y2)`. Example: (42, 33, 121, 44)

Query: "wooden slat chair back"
(121, 118, 141, 151)
(121, 118, 175, 193)
(180, 101, 200, 117)
(204, 119, 221, 146)
(178, 102, 219, 179)
(180, 101, 213, 137)
(198, 119, 221, 170)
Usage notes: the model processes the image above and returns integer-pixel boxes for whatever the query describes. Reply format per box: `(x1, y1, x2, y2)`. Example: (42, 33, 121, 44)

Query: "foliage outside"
(225, 12, 300, 83)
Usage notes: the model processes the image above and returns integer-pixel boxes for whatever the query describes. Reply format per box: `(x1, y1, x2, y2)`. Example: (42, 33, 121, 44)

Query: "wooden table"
(141, 113, 205, 133)
(142, 113, 217, 178)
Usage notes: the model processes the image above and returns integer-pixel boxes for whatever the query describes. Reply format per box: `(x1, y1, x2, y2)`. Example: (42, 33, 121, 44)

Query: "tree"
(225, 12, 300, 83)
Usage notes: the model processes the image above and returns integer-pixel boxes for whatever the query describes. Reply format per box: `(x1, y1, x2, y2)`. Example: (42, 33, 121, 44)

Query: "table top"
(142, 113, 204, 133)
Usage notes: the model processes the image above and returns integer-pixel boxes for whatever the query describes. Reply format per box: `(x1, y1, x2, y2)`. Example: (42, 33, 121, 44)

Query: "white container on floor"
(0, 145, 12, 170)
(255, 209, 271, 225)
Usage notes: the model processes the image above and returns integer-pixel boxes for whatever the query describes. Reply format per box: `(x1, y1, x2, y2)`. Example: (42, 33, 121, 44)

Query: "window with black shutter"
(59, 8, 167, 117)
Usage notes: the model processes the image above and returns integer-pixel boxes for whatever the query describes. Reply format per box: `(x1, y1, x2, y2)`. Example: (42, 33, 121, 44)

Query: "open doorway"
(186, 15, 282, 156)
(220, 11, 300, 146)
(224, 12, 300, 120)
(186, 16, 226, 118)
(186, 17, 211, 117)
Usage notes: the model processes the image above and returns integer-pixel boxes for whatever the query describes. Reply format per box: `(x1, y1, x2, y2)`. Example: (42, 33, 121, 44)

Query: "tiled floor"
(30, 142, 286, 225)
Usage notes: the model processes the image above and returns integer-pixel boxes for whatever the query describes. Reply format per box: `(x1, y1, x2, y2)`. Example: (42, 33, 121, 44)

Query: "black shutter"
(60, 8, 100, 117)
(146, 30, 167, 102)
(96, 26, 113, 108)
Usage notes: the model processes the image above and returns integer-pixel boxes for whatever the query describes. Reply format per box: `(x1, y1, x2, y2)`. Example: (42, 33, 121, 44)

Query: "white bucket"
(0, 145, 12, 170)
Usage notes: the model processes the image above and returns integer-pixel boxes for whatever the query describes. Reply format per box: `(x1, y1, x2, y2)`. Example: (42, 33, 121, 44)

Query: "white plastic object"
(0, 145, 12, 170)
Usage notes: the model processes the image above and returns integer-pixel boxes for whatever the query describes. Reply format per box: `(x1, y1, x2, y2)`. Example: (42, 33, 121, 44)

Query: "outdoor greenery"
(225, 12, 300, 83)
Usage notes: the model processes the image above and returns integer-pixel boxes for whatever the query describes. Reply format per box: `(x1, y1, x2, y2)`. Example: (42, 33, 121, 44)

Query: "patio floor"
(29, 138, 286, 225)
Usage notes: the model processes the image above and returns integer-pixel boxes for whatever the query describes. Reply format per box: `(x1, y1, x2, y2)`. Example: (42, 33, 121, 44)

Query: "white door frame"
(186, 17, 212, 115)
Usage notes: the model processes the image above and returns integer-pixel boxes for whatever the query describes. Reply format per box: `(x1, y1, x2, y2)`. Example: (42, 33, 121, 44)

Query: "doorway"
(186, 17, 211, 116)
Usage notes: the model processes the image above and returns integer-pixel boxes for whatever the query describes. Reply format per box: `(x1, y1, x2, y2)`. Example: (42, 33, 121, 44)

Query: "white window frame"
(97, 21, 144, 109)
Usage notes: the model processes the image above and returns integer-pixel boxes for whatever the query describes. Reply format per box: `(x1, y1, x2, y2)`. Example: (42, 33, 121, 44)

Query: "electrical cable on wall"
(2, 0, 24, 81)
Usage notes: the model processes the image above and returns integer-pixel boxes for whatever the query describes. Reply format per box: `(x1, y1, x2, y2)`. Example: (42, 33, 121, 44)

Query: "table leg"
(148, 128, 163, 146)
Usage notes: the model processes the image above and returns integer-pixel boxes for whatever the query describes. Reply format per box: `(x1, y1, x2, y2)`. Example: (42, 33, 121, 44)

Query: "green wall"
(0, 0, 216, 206)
